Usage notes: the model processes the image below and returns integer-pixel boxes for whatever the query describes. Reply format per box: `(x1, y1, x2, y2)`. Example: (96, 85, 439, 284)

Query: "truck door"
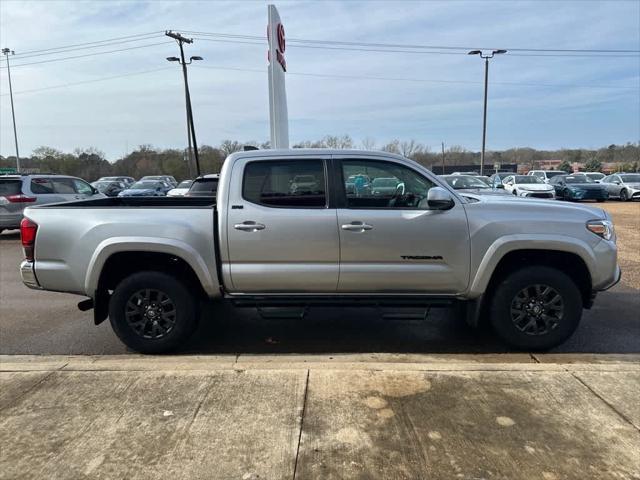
(335, 156, 470, 293)
(226, 156, 339, 292)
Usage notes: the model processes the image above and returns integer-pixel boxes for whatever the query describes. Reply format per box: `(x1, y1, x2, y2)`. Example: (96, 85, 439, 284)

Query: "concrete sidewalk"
(1, 354, 639, 480)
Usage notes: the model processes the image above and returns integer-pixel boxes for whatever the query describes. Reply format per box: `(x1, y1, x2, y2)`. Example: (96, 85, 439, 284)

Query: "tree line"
(1, 138, 638, 181)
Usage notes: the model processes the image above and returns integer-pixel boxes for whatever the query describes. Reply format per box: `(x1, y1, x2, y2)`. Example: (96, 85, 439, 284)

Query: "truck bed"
(36, 196, 216, 209)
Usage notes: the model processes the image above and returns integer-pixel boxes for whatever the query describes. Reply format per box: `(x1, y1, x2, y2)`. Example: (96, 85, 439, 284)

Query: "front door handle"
(341, 221, 373, 232)
(234, 221, 266, 232)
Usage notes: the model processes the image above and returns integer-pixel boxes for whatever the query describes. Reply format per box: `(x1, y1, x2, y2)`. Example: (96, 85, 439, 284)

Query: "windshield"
(131, 181, 162, 189)
(515, 176, 540, 184)
(444, 176, 490, 189)
(371, 178, 399, 187)
(564, 175, 592, 184)
(620, 174, 640, 182)
(92, 182, 111, 190)
(190, 178, 219, 193)
(177, 180, 192, 188)
(585, 173, 604, 180)
(546, 171, 566, 179)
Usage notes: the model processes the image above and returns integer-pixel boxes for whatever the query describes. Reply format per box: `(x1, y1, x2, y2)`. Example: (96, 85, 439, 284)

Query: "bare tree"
(399, 139, 424, 159)
(381, 139, 400, 154)
(361, 137, 376, 150)
(219, 140, 243, 157)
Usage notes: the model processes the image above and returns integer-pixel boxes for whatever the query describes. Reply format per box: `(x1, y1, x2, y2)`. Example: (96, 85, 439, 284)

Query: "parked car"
(601, 173, 640, 201)
(502, 175, 555, 199)
(91, 180, 127, 197)
(527, 170, 567, 183)
(185, 174, 219, 197)
(370, 177, 401, 196)
(441, 175, 510, 195)
(549, 174, 608, 202)
(96, 176, 135, 187)
(167, 180, 193, 197)
(140, 175, 178, 187)
(472, 176, 492, 187)
(118, 180, 172, 197)
(289, 174, 322, 195)
(20, 148, 620, 354)
(584, 172, 605, 183)
(1, 174, 103, 233)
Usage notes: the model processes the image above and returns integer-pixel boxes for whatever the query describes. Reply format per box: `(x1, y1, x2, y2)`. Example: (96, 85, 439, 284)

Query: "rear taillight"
(5, 194, 36, 203)
(20, 218, 38, 261)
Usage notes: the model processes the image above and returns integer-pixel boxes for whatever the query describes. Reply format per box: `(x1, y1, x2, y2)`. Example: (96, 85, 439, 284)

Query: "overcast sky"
(1, 0, 639, 160)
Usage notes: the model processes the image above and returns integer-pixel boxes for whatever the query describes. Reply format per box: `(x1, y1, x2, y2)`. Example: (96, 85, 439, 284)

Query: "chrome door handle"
(341, 222, 373, 232)
(234, 221, 266, 232)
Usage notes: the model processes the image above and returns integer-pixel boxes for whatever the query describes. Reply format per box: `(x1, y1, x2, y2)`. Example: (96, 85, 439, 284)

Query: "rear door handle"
(341, 221, 373, 232)
(234, 221, 266, 232)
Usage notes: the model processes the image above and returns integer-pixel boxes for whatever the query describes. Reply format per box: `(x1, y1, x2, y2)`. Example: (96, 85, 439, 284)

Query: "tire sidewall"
(109, 271, 197, 353)
(620, 189, 628, 201)
(490, 266, 582, 350)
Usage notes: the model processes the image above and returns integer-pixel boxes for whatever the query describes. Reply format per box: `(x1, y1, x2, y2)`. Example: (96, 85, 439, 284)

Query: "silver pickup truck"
(19, 149, 620, 353)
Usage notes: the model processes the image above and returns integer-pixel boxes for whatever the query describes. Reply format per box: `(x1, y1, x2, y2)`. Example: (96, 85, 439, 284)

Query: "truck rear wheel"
(489, 266, 582, 350)
(109, 271, 198, 353)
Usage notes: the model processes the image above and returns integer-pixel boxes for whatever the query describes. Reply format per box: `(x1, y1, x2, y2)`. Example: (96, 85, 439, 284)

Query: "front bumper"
(20, 261, 42, 290)
(568, 189, 609, 201)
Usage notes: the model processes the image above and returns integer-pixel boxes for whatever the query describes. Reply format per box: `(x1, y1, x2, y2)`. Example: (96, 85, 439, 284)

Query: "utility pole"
(441, 142, 446, 175)
(2, 48, 20, 172)
(468, 49, 507, 176)
(165, 31, 202, 177)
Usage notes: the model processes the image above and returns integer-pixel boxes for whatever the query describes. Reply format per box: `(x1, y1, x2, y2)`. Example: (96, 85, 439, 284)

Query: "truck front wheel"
(489, 266, 582, 350)
(109, 271, 198, 353)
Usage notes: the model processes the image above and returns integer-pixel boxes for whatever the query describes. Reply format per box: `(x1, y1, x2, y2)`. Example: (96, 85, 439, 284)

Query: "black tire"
(109, 271, 198, 353)
(620, 189, 629, 202)
(489, 266, 582, 350)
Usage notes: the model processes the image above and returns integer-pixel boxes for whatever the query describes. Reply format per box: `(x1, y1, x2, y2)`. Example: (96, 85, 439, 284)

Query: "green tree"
(558, 159, 573, 173)
(584, 158, 602, 172)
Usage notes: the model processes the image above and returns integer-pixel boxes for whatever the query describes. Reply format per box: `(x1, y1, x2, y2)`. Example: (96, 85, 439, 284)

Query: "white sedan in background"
(167, 180, 193, 197)
(503, 175, 555, 199)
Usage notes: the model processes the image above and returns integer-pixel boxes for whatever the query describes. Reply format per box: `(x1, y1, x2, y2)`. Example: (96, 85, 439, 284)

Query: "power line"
(0, 67, 173, 96)
(183, 29, 640, 55)
(192, 36, 639, 58)
(0, 42, 174, 69)
(13, 31, 166, 56)
(11, 34, 165, 61)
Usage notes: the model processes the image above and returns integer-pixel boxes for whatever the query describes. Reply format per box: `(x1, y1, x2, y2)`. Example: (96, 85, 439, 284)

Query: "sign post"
(267, 4, 289, 149)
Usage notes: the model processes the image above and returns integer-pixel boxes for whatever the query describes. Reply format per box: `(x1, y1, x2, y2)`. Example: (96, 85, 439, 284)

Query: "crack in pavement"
(292, 369, 310, 480)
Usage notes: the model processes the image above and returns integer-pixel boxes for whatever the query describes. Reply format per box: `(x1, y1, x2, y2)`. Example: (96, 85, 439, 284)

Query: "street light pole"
(2, 48, 20, 172)
(166, 31, 202, 177)
(468, 49, 507, 176)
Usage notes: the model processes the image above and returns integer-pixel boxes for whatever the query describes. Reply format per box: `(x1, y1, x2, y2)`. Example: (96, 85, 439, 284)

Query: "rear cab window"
(242, 160, 326, 208)
(190, 178, 219, 194)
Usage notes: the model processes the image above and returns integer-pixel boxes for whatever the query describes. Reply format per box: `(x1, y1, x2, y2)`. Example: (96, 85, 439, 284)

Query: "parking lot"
(0, 201, 638, 355)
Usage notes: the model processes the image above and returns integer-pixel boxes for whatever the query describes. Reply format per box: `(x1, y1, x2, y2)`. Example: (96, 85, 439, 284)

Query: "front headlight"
(586, 220, 614, 241)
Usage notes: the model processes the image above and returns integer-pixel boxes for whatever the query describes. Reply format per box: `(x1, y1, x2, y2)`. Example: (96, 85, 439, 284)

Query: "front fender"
(85, 237, 220, 298)
(467, 234, 598, 297)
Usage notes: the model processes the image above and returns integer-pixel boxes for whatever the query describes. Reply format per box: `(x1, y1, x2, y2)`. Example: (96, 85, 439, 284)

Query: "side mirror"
(613, 180, 621, 185)
(427, 187, 455, 210)
(91, 187, 99, 195)
(495, 183, 505, 189)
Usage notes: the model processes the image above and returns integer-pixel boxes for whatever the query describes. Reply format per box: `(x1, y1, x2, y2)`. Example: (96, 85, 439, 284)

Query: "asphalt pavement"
(1, 230, 638, 355)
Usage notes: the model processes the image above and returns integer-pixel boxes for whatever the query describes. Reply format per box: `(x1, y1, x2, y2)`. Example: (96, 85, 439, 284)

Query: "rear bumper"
(20, 261, 42, 290)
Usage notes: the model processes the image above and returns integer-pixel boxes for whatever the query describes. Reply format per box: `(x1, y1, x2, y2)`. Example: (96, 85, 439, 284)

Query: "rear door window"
(0, 180, 22, 196)
(51, 178, 76, 194)
(243, 160, 326, 208)
(30, 178, 55, 194)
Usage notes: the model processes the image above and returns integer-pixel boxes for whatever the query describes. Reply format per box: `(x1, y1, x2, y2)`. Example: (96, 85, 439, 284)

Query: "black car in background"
(186, 174, 219, 197)
(91, 180, 126, 197)
(549, 174, 608, 202)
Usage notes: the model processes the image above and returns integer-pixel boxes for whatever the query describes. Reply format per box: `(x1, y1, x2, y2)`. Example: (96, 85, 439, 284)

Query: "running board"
(229, 295, 455, 309)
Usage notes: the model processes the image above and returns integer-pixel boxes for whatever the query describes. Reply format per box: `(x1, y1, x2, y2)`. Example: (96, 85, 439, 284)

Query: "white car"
(167, 180, 193, 197)
(527, 170, 567, 184)
(503, 175, 555, 199)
